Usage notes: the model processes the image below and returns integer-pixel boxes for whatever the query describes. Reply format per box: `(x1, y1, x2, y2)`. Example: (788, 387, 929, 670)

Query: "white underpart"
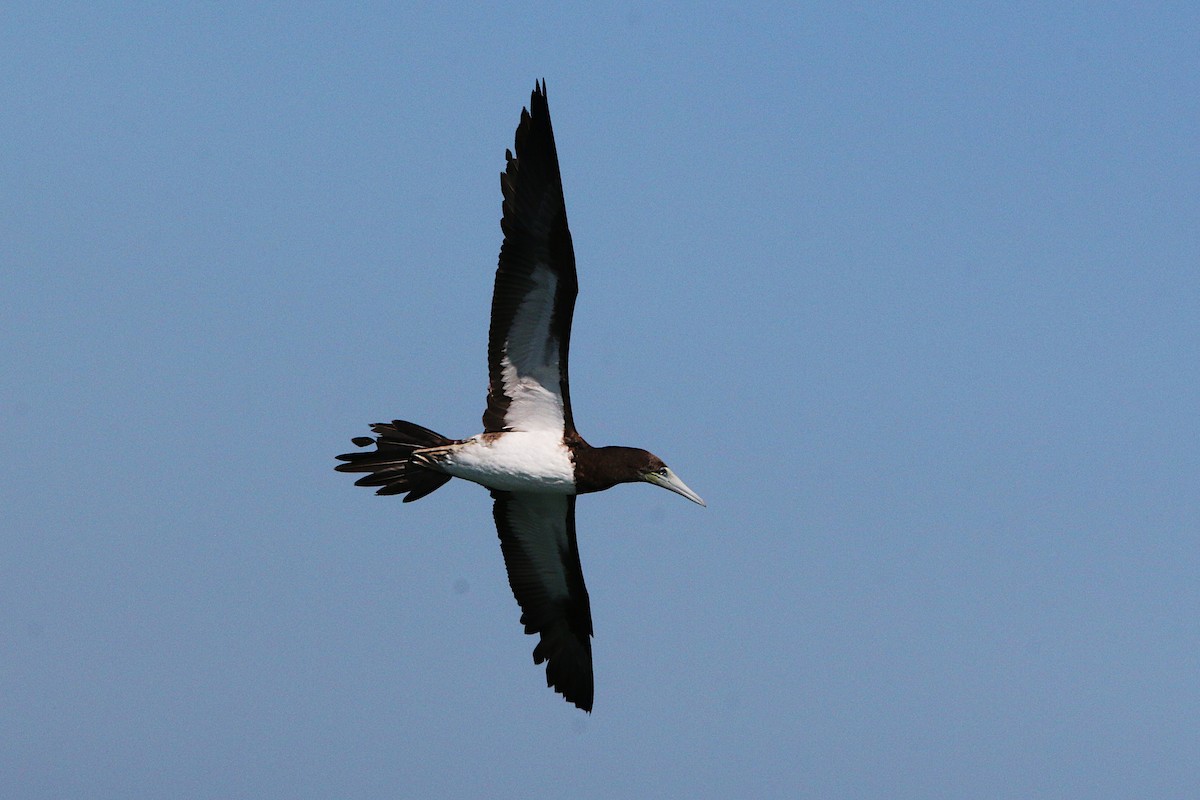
(433, 432, 575, 493)
(500, 265, 566, 432)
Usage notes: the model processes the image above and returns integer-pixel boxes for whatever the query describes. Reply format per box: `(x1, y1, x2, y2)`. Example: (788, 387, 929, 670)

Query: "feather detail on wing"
(484, 81, 579, 436)
(491, 490, 594, 712)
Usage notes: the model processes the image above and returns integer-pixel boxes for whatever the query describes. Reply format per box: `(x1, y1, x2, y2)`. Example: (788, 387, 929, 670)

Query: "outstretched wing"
(484, 81, 579, 436)
(491, 490, 594, 712)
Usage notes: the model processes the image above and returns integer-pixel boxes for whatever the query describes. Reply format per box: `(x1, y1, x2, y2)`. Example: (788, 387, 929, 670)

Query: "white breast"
(431, 432, 575, 493)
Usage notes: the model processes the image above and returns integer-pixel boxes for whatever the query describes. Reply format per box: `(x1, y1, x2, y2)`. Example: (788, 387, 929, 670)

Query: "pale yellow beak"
(645, 467, 706, 507)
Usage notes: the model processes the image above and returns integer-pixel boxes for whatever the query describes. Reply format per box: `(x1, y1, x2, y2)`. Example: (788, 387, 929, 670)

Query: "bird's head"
(577, 446, 705, 505)
(637, 453, 706, 507)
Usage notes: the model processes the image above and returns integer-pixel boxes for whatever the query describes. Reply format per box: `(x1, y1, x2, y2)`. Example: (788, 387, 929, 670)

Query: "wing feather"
(484, 82, 578, 435)
(491, 490, 594, 711)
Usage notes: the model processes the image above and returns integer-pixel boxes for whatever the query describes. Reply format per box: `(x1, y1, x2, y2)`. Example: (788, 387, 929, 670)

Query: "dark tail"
(335, 420, 456, 502)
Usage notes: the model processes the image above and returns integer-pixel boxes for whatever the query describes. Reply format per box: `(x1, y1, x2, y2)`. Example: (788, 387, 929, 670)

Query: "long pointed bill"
(645, 467, 706, 507)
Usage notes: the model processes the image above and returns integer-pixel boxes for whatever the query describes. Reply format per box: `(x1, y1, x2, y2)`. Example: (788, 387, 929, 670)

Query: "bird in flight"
(335, 81, 704, 712)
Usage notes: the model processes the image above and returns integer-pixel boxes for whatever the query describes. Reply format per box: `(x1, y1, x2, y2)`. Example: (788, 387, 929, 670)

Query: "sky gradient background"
(3, 3, 1198, 798)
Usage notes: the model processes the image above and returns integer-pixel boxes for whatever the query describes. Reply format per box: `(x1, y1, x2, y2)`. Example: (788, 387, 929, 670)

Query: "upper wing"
(491, 490, 594, 712)
(484, 81, 579, 435)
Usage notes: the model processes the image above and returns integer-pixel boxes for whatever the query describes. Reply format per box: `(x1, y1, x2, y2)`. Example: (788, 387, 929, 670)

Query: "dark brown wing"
(491, 490, 594, 711)
(483, 81, 579, 436)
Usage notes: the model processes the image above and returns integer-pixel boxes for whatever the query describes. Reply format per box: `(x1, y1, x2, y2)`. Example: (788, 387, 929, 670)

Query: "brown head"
(572, 445, 705, 505)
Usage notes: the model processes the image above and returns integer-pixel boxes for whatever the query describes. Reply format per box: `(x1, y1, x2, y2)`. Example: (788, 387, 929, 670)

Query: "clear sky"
(3, 3, 1197, 798)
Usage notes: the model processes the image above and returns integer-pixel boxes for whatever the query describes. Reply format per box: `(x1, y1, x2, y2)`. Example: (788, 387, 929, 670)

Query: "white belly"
(422, 432, 575, 493)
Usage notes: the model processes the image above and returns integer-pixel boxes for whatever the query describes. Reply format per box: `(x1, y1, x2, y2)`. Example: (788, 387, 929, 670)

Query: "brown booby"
(335, 82, 704, 712)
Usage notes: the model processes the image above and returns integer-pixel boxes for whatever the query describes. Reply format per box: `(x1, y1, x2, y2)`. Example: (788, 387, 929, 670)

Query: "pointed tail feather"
(335, 420, 456, 502)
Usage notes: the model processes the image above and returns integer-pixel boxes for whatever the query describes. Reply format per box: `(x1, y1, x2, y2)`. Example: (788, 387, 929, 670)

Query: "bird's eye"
(657, 467, 669, 476)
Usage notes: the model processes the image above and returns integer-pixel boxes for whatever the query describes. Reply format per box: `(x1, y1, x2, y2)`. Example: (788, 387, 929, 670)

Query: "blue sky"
(2, 3, 1197, 797)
